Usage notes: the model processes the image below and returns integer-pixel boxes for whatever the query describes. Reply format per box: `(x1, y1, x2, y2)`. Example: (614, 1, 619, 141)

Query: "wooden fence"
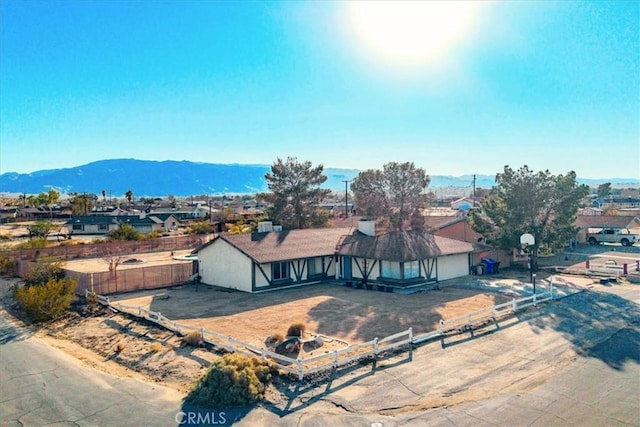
(2, 234, 211, 261)
(68, 263, 195, 295)
(87, 280, 558, 380)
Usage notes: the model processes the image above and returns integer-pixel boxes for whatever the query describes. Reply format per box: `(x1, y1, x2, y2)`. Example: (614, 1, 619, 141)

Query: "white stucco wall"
(436, 253, 470, 281)
(199, 239, 253, 292)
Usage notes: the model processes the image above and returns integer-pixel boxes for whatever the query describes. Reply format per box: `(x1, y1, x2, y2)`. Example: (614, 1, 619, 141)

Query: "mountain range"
(1, 159, 638, 197)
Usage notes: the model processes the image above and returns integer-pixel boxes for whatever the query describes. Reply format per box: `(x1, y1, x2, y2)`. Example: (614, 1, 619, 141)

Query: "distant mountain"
(0, 159, 637, 197)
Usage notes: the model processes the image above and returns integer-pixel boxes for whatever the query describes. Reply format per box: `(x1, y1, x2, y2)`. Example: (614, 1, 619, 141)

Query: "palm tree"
(101, 189, 106, 207)
(125, 190, 133, 211)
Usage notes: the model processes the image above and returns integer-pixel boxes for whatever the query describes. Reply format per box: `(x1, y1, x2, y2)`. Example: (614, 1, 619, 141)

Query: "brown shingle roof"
(574, 215, 640, 229)
(337, 230, 474, 262)
(221, 228, 349, 263)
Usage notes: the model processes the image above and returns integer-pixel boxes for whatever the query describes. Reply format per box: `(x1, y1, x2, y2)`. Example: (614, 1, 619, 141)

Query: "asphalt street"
(0, 310, 184, 426)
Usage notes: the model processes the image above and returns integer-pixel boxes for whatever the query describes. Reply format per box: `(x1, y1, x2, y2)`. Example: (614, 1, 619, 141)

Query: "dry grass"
(148, 342, 164, 353)
(286, 322, 306, 338)
(182, 330, 202, 347)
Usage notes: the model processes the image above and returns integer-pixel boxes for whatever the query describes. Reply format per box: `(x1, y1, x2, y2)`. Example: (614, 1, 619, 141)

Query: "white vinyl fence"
(87, 281, 555, 380)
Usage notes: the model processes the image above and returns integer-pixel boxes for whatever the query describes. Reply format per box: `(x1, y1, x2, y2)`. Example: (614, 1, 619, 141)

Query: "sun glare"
(347, 1, 482, 68)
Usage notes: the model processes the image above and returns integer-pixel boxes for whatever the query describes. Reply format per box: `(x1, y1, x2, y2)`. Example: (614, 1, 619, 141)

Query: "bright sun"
(347, 1, 482, 67)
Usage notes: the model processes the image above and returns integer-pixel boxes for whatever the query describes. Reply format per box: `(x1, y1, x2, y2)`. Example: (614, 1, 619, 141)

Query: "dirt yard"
(110, 283, 511, 347)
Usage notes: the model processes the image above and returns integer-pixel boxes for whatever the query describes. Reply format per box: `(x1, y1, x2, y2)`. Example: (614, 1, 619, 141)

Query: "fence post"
(511, 298, 516, 312)
(297, 360, 304, 381)
(157, 311, 162, 323)
(200, 327, 205, 341)
(333, 350, 338, 368)
(586, 259, 590, 269)
(623, 263, 628, 275)
(261, 348, 266, 361)
(138, 306, 142, 317)
(439, 319, 444, 333)
(533, 293, 537, 306)
(85, 289, 88, 298)
(106, 296, 110, 305)
(550, 280, 554, 300)
(408, 327, 413, 348)
(373, 337, 379, 357)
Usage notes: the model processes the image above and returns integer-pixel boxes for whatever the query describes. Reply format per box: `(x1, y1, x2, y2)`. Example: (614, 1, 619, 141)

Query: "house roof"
(218, 228, 350, 263)
(574, 215, 640, 229)
(337, 230, 474, 262)
(66, 215, 160, 226)
(423, 215, 466, 230)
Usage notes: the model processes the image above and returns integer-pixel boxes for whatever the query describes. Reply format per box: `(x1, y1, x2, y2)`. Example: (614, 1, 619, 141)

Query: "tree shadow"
(263, 349, 413, 417)
(527, 289, 640, 369)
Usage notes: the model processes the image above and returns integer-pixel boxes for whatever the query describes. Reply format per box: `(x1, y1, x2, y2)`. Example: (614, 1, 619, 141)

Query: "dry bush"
(114, 342, 126, 353)
(265, 333, 284, 347)
(0, 255, 17, 276)
(149, 342, 163, 353)
(186, 353, 275, 409)
(14, 278, 76, 322)
(286, 322, 306, 338)
(182, 330, 202, 347)
(85, 291, 98, 306)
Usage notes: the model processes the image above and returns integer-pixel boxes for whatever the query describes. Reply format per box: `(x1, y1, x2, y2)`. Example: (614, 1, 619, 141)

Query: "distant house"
(0, 206, 19, 223)
(66, 215, 164, 235)
(426, 216, 511, 268)
(150, 213, 180, 231)
(574, 215, 640, 244)
(593, 197, 640, 209)
(197, 220, 475, 293)
(450, 197, 478, 211)
(149, 205, 212, 221)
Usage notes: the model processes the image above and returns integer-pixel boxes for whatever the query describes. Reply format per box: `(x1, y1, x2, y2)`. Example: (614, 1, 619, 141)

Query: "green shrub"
(286, 322, 306, 338)
(108, 224, 141, 241)
(186, 353, 274, 409)
(144, 229, 164, 239)
(23, 258, 65, 286)
(15, 237, 49, 249)
(0, 256, 17, 276)
(188, 221, 216, 235)
(14, 277, 76, 322)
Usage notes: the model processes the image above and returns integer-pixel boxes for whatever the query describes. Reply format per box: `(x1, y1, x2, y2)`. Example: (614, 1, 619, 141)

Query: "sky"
(0, 0, 638, 179)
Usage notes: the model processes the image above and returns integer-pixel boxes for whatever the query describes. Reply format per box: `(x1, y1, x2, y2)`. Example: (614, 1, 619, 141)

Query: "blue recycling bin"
(481, 258, 497, 275)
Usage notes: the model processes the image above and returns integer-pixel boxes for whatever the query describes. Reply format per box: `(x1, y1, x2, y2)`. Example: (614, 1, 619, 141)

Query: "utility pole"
(342, 180, 352, 218)
(472, 174, 476, 208)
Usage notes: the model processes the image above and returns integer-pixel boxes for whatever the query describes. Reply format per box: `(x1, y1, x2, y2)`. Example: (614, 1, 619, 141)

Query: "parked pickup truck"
(586, 228, 638, 246)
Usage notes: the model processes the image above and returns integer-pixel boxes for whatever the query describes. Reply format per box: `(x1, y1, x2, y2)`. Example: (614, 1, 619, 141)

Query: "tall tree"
(125, 190, 133, 210)
(351, 162, 430, 231)
(69, 193, 97, 216)
(596, 182, 612, 198)
(262, 157, 331, 229)
(470, 165, 589, 262)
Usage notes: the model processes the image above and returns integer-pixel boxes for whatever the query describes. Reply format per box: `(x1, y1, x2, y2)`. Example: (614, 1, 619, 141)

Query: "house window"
(404, 261, 420, 279)
(308, 258, 318, 276)
(98, 224, 109, 231)
(272, 262, 289, 281)
(72, 224, 84, 231)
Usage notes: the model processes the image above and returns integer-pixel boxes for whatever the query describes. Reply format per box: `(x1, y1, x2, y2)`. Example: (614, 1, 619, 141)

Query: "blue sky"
(1, 0, 638, 179)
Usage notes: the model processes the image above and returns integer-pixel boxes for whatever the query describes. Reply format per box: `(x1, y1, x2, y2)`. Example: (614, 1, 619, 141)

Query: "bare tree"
(102, 242, 125, 292)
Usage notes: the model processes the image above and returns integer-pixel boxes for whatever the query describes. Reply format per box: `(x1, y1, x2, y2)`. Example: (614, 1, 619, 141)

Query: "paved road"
(239, 283, 640, 426)
(0, 310, 184, 426)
